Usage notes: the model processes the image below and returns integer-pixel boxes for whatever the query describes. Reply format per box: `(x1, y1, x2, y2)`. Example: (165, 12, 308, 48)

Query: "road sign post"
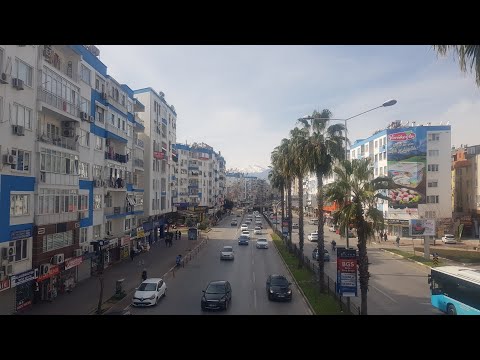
(336, 247, 358, 297)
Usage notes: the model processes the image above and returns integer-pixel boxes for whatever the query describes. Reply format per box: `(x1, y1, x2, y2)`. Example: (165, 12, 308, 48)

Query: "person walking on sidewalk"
(396, 236, 400, 247)
(130, 248, 135, 261)
(383, 232, 388, 242)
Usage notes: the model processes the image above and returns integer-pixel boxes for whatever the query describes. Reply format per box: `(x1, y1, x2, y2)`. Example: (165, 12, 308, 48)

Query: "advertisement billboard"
(387, 127, 427, 216)
(410, 219, 436, 236)
(336, 248, 358, 297)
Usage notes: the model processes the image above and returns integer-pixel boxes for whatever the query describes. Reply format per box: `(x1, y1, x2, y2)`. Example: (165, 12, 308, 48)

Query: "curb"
(269, 229, 315, 316)
(380, 248, 433, 269)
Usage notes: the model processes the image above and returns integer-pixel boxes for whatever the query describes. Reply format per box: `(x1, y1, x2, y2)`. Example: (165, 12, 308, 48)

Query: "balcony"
(38, 133, 78, 152)
(105, 152, 129, 164)
(37, 87, 80, 121)
(105, 177, 126, 191)
(133, 158, 144, 169)
(104, 205, 135, 218)
(134, 138, 144, 149)
(42, 45, 79, 83)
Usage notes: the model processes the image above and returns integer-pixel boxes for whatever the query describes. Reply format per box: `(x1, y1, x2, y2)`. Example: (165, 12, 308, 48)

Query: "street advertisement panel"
(410, 219, 436, 236)
(336, 248, 358, 297)
(387, 126, 427, 216)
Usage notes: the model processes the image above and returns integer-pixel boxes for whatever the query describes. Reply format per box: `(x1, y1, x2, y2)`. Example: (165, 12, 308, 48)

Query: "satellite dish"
(159, 91, 165, 97)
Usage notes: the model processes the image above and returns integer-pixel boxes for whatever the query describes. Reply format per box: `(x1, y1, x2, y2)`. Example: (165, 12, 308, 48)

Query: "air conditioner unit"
(8, 245, 16, 258)
(63, 121, 73, 129)
(12, 125, 25, 136)
(40, 263, 50, 275)
(52, 253, 64, 265)
(12, 78, 24, 90)
(3, 153, 16, 165)
(94, 179, 102, 187)
(63, 129, 75, 138)
(0, 72, 8, 84)
(74, 249, 83, 257)
(88, 115, 94, 123)
(80, 111, 88, 121)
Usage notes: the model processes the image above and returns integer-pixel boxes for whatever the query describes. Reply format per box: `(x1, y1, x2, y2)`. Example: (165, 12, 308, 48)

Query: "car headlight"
(269, 289, 274, 293)
(287, 290, 292, 295)
(148, 294, 156, 300)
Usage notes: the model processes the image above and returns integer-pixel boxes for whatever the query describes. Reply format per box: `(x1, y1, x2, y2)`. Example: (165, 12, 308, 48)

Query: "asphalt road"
(288, 215, 442, 315)
(128, 213, 312, 315)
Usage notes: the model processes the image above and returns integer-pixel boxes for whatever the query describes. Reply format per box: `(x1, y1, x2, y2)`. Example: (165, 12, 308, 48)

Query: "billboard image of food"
(387, 127, 427, 215)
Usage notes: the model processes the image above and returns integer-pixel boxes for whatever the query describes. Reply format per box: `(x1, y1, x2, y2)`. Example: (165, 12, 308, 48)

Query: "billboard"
(336, 247, 358, 297)
(387, 127, 427, 216)
(410, 219, 436, 236)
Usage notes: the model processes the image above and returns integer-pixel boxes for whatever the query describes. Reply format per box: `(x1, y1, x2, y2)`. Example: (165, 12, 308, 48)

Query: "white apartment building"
(349, 121, 452, 237)
(0, 45, 38, 314)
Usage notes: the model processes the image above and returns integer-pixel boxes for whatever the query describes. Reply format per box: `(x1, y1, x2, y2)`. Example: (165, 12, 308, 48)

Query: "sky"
(97, 45, 480, 170)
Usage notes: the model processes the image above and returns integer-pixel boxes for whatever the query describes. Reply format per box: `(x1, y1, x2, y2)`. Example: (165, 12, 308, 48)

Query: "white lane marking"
(253, 289, 257, 310)
(253, 272, 255, 284)
(370, 284, 398, 303)
(252, 258, 254, 265)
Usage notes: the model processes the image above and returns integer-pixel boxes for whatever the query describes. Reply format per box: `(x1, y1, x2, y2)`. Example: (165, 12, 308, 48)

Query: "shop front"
(35, 264, 60, 303)
(77, 252, 92, 282)
(60, 256, 84, 293)
(120, 235, 131, 260)
(387, 219, 410, 237)
(12, 268, 37, 313)
(104, 238, 120, 266)
(0, 277, 14, 315)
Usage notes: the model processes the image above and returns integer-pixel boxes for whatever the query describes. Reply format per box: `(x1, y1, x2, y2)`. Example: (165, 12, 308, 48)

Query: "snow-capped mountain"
(228, 165, 271, 180)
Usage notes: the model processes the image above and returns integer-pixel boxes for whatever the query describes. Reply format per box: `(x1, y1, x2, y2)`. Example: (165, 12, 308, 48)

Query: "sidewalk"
(24, 235, 203, 315)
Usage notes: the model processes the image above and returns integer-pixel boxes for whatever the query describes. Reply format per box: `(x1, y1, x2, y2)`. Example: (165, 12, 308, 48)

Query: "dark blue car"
(238, 235, 249, 245)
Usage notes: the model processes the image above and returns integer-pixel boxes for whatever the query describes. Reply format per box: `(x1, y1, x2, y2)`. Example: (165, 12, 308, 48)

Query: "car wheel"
(155, 296, 159, 305)
(163, 288, 167, 297)
(447, 304, 457, 315)
(268, 293, 272, 301)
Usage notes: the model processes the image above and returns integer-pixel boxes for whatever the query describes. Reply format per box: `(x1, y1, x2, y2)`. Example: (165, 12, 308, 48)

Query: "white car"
(132, 278, 167, 307)
(308, 232, 318, 242)
(329, 225, 336, 232)
(256, 238, 268, 249)
(442, 234, 457, 244)
(242, 230, 251, 239)
(254, 226, 262, 235)
(240, 224, 248, 231)
(220, 246, 234, 260)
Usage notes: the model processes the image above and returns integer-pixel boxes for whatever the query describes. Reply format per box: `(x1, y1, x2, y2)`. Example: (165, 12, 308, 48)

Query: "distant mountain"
(228, 165, 271, 180)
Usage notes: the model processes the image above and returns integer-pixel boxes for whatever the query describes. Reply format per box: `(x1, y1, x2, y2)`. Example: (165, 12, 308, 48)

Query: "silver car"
(220, 246, 234, 260)
(256, 238, 268, 249)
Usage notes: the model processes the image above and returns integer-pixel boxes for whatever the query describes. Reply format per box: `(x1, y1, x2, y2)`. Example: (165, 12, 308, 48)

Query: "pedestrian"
(141, 268, 147, 282)
(175, 231, 178, 240)
(383, 232, 388, 242)
(130, 248, 135, 261)
(164, 237, 168, 247)
(396, 236, 400, 247)
(178, 231, 182, 240)
(379, 231, 383, 241)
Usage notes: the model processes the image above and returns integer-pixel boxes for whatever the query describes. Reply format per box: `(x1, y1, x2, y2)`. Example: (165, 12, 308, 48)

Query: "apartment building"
(133, 88, 177, 238)
(0, 45, 38, 314)
(349, 121, 452, 237)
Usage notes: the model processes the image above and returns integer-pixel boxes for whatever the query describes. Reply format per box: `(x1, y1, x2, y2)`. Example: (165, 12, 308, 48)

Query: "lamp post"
(299, 99, 397, 249)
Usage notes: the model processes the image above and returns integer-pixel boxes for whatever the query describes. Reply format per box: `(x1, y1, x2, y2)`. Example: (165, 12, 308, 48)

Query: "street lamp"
(298, 99, 397, 249)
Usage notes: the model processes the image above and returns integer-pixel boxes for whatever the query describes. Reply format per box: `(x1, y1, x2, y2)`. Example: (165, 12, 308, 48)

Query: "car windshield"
(206, 283, 226, 294)
(270, 277, 288, 286)
(255, 227, 261, 230)
(223, 247, 232, 252)
(138, 283, 157, 291)
(240, 235, 248, 240)
(258, 239, 267, 243)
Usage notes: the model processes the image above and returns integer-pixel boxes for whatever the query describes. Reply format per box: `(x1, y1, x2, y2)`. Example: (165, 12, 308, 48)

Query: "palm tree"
(289, 127, 310, 265)
(325, 158, 397, 314)
(277, 138, 295, 247)
(269, 155, 285, 230)
(433, 45, 480, 87)
(298, 109, 345, 292)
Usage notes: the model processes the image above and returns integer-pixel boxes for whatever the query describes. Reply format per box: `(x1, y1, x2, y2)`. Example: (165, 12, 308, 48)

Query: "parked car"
(254, 226, 262, 235)
(442, 234, 457, 244)
(238, 235, 249, 245)
(308, 232, 318, 242)
(132, 278, 167, 307)
(292, 223, 299, 229)
(220, 246, 234, 260)
(231, 220, 238, 226)
(240, 224, 248, 231)
(201, 280, 232, 311)
(312, 248, 330, 262)
(266, 274, 292, 301)
(256, 238, 268, 249)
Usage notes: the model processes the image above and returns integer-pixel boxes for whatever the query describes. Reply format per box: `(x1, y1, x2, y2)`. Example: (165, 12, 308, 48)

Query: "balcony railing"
(38, 133, 78, 151)
(106, 178, 126, 189)
(134, 138, 144, 149)
(38, 87, 80, 118)
(104, 205, 134, 216)
(133, 158, 144, 168)
(105, 152, 129, 163)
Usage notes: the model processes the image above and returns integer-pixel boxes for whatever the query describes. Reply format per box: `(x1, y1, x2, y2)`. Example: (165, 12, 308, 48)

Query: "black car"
(201, 280, 232, 311)
(266, 275, 292, 301)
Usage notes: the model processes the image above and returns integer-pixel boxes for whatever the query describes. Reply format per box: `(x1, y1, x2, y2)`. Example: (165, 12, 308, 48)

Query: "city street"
(128, 214, 311, 315)
(287, 214, 442, 315)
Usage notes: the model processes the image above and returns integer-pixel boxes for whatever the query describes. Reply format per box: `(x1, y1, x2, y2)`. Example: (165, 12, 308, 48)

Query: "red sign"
(65, 256, 83, 270)
(338, 258, 357, 272)
(153, 151, 164, 160)
(121, 235, 131, 246)
(388, 131, 416, 141)
(0, 278, 10, 292)
(37, 265, 60, 282)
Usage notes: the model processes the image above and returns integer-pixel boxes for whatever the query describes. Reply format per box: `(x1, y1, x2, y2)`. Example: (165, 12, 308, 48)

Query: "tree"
(298, 109, 345, 292)
(270, 152, 286, 233)
(289, 126, 310, 266)
(433, 45, 480, 87)
(325, 158, 397, 314)
(276, 138, 294, 247)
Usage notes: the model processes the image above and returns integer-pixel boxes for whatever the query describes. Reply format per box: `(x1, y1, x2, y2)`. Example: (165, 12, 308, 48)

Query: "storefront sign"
(336, 248, 358, 297)
(65, 256, 83, 270)
(121, 235, 131, 246)
(11, 229, 32, 241)
(386, 219, 410, 225)
(153, 151, 164, 160)
(137, 227, 145, 238)
(37, 265, 60, 282)
(0, 278, 11, 292)
(15, 281, 33, 312)
(11, 269, 37, 287)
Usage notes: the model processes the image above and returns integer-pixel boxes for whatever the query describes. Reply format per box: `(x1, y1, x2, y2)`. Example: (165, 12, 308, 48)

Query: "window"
(95, 135, 103, 150)
(383, 166, 387, 175)
(425, 211, 436, 219)
(374, 154, 378, 163)
(80, 228, 87, 244)
(428, 164, 439, 172)
(427, 195, 439, 203)
(12, 239, 28, 262)
(78, 129, 90, 147)
(117, 116, 121, 129)
(125, 218, 131, 231)
(13, 103, 32, 130)
(94, 194, 102, 209)
(104, 194, 112, 208)
(79, 162, 89, 178)
(122, 95, 125, 106)
(95, 105, 104, 123)
(10, 148, 30, 172)
(42, 231, 74, 252)
(95, 78, 100, 90)
(10, 194, 29, 216)
(78, 194, 88, 211)
(428, 133, 440, 141)
(0, 96, 3, 123)
(93, 225, 101, 239)
(375, 168, 378, 176)
(39, 149, 78, 175)
(93, 165, 103, 179)
(106, 221, 112, 234)
(80, 97, 90, 114)
(429, 149, 439, 157)
(80, 64, 91, 85)
(374, 140, 378, 149)
(15, 59, 33, 87)
(428, 181, 438, 187)
(111, 113, 115, 125)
